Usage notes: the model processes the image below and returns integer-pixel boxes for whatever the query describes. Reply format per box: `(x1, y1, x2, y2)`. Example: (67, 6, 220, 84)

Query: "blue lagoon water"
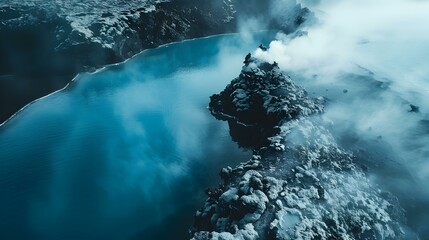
(0, 33, 275, 239)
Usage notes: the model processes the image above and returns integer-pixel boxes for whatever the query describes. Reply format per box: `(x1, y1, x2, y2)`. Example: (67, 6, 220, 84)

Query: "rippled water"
(0, 32, 275, 239)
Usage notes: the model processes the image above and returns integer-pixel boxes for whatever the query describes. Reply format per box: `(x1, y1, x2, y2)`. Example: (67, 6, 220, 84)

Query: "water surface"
(0, 32, 275, 239)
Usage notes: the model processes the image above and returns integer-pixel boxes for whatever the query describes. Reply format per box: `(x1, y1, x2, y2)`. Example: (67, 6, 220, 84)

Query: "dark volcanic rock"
(191, 55, 405, 240)
(209, 55, 323, 148)
(409, 104, 419, 113)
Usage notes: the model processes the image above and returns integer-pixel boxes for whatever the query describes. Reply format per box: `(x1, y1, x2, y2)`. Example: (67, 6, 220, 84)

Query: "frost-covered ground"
(191, 1, 429, 239)
(191, 56, 407, 239)
(4, 1, 426, 239)
(1, 0, 164, 13)
(1, 0, 167, 51)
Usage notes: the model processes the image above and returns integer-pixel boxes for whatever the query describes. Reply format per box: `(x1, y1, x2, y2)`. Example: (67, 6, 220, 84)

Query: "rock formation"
(191, 56, 405, 240)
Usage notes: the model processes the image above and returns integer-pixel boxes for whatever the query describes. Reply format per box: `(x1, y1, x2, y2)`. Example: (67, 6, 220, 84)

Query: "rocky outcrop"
(209, 54, 323, 148)
(0, 0, 310, 123)
(191, 56, 405, 239)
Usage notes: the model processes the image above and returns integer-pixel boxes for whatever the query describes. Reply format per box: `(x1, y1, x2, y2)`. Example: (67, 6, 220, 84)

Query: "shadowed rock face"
(191, 56, 405, 240)
(0, 0, 310, 123)
(209, 55, 324, 148)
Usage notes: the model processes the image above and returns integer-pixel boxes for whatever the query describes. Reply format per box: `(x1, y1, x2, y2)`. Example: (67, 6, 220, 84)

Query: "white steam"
(255, 0, 429, 236)
(255, 0, 429, 175)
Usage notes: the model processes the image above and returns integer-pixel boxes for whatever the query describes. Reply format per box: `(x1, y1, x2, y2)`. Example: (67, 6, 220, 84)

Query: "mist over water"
(0, 32, 275, 239)
(255, 0, 429, 237)
(1, 0, 429, 238)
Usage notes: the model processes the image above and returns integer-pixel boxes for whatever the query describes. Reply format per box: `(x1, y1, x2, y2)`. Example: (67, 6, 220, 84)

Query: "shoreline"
(0, 30, 278, 128)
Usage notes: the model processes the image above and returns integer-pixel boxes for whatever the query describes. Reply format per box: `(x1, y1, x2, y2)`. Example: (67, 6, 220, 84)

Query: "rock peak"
(209, 55, 324, 147)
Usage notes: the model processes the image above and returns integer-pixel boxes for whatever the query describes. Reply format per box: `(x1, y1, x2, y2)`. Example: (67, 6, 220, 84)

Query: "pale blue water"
(0, 32, 275, 240)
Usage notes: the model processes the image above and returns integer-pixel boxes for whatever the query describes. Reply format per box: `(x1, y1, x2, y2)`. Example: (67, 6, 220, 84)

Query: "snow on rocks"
(1, 0, 165, 51)
(0, 0, 240, 62)
(209, 55, 324, 148)
(210, 55, 324, 126)
(193, 223, 259, 240)
(191, 55, 405, 239)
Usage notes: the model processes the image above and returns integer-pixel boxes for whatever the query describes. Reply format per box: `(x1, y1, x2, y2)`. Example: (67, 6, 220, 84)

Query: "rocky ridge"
(191, 55, 405, 239)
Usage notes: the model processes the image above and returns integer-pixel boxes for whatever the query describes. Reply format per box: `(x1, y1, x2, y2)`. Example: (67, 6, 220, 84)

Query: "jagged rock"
(409, 104, 419, 113)
(209, 56, 323, 148)
(191, 55, 405, 240)
(259, 44, 268, 51)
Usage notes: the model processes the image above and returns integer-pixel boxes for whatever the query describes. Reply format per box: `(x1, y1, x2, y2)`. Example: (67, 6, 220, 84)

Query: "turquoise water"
(0, 32, 275, 239)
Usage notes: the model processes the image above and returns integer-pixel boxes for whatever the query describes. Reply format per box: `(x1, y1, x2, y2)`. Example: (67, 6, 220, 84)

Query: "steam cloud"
(255, 0, 429, 236)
